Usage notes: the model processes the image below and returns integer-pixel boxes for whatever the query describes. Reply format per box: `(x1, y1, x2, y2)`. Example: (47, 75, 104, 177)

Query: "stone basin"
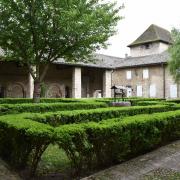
(110, 101, 131, 107)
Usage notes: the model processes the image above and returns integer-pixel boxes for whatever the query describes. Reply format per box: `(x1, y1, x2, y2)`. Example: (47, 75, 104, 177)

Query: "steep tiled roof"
(128, 24, 172, 47)
(54, 54, 123, 69)
(115, 51, 169, 68)
(54, 51, 169, 69)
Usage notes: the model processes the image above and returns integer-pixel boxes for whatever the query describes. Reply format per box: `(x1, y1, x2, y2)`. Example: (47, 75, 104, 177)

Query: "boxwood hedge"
(134, 101, 176, 106)
(55, 110, 180, 173)
(0, 114, 54, 175)
(0, 97, 166, 104)
(0, 102, 107, 115)
(28, 104, 179, 126)
(0, 108, 179, 176)
(0, 98, 81, 104)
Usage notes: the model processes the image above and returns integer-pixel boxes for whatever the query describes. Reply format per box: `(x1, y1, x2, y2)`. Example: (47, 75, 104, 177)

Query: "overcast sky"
(98, 0, 180, 58)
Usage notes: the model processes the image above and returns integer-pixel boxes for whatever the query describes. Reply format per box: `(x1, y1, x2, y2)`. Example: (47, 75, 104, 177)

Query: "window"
(143, 69, 149, 79)
(137, 85, 143, 97)
(170, 84, 177, 98)
(126, 71, 132, 80)
(145, 44, 150, 49)
(127, 87, 132, 97)
(150, 84, 156, 97)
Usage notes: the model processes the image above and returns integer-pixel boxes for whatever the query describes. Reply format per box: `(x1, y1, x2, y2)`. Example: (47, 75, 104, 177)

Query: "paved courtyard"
(82, 140, 180, 180)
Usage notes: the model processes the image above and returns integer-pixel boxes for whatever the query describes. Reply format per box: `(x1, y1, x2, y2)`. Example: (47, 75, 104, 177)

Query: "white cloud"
(98, 0, 180, 57)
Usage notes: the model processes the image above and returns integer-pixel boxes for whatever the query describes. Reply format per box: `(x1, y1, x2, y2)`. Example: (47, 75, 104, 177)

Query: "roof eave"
(114, 62, 167, 69)
(53, 61, 115, 69)
(127, 39, 172, 48)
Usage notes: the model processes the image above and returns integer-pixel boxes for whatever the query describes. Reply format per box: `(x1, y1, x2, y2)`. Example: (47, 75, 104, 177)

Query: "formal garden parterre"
(0, 98, 179, 179)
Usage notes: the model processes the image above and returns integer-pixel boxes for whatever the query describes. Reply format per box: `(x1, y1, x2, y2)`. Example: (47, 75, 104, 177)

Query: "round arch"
(46, 83, 63, 98)
(7, 82, 26, 98)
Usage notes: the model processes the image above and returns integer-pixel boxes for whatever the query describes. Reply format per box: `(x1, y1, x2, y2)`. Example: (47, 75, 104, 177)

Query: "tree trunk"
(33, 80, 41, 103)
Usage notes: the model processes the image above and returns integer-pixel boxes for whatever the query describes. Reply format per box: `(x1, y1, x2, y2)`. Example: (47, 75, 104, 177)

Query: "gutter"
(115, 62, 167, 69)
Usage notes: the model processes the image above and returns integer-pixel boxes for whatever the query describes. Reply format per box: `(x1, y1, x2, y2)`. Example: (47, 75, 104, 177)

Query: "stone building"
(0, 24, 179, 98)
(112, 24, 179, 99)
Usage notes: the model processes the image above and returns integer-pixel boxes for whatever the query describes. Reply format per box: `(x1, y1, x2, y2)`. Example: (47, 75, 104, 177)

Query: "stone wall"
(1, 62, 178, 99)
(0, 62, 28, 98)
(43, 64, 72, 98)
(113, 65, 180, 99)
(0, 62, 105, 98)
(130, 42, 169, 57)
(164, 66, 180, 98)
(112, 65, 165, 98)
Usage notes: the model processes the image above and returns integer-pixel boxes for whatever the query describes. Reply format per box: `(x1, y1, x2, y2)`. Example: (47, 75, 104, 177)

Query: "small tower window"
(145, 44, 150, 49)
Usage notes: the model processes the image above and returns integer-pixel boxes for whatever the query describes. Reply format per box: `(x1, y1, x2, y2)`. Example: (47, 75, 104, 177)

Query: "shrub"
(135, 101, 176, 106)
(0, 98, 81, 104)
(29, 104, 180, 126)
(0, 114, 54, 176)
(0, 97, 167, 105)
(0, 102, 107, 115)
(167, 99, 180, 104)
(55, 110, 180, 173)
(0, 108, 179, 176)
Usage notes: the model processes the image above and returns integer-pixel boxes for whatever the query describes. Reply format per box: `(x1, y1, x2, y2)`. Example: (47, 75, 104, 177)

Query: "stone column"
(72, 67, 81, 98)
(27, 73, 34, 98)
(103, 70, 112, 98)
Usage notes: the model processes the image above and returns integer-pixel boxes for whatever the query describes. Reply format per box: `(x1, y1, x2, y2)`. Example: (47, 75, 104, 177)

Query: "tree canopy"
(168, 28, 180, 83)
(0, 0, 122, 102)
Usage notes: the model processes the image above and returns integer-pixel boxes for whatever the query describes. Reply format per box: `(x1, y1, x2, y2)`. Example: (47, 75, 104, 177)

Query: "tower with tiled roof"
(128, 24, 172, 57)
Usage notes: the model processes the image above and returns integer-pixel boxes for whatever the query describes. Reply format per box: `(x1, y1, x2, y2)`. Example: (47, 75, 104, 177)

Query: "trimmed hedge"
(135, 101, 176, 106)
(95, 98, 166, 106)
(167, 99, 180, 104)
(0, 98, 81, 104)
(0, 97, 166, 104)
(55, 110, 180, 173)
(0, 102, 107, 115)
(0, 114, 54, 175)
(0, 109, 179, 175)
(29, 104, 179, 126)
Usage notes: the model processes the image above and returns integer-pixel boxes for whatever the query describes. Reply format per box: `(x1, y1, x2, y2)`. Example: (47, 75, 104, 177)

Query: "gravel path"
(0, 141, 179, 180)
(0, 159, 21, 180)
(82, 140, 180, 180)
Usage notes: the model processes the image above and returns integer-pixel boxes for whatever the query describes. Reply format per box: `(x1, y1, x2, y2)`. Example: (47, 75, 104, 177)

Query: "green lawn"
(37, 144, 70, 175)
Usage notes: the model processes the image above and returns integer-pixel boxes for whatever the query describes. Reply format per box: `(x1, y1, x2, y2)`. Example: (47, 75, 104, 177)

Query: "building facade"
(0, 24, 179, 99)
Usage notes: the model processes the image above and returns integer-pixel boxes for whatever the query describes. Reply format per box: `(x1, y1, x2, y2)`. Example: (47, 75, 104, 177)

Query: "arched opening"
(10, 83, 25, 98)
(65, 86, 70, 98)
(47, 84, 62, 98)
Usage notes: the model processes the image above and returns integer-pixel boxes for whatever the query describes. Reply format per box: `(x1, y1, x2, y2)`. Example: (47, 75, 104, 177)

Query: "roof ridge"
(152, 24, 160, 40)
(128, 24, 172, 47)
(152, 24, 170, 33)
(152, 24, 171, 40)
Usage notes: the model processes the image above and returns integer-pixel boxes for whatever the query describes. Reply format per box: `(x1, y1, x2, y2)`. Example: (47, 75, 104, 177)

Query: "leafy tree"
(0, 0, 122, 102)
(169, 28, 180, 83)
